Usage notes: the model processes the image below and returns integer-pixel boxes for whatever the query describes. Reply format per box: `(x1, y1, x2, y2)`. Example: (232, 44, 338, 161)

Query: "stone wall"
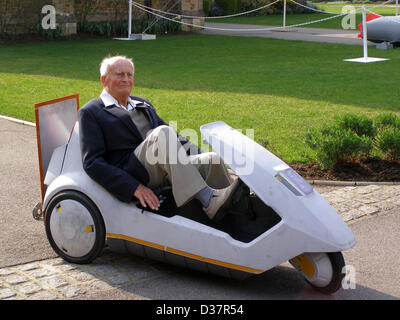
(0, 0, 204, 35)
(181, 0, 204, 31)
(0, 0, 48, 34)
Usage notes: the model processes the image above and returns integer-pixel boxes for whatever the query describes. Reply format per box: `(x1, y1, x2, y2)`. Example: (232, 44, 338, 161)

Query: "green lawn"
(0, 35, 399, 163)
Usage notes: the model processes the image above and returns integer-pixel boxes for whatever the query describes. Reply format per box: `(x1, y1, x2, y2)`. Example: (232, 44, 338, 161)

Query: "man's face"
(101, 59, 134, 101)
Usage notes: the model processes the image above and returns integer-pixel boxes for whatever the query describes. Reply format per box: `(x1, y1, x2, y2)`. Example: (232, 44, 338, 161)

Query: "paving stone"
(4, 274, 28, 285)
(387, 198, 400, 206)
(83, 280, 113, 292)
(336, 191, 355, 199)
(324, 195, 347, 204)
(52, 263, 80, 273)
(44, 258, 65, 266)
(342, 186, 357, 191)
(58, 285, 86, 299)
(386, 188, 400, 197)
(347, 209, 367, 220)
(28, 291, 58, 300)
(334, 203, 350, 213)
(374, 201, 395, 212)
(372, 193, 391, 200)
(346, 201, 363, 209)
(361, 185, 382, 192)
(0, 288, 16, 299)
(15, 262, 39, 272)
(358, 205, 379, 215)
(340, 211, 354, 222)
(0, 268, 15, 276)
(67, 271, 96, 282)
(15, 282, 42, 295)
(357, 197, 378, 204)
(354, 187, 374, 194)
(28, 267, 57, 279)
(40, 276, 68, 290)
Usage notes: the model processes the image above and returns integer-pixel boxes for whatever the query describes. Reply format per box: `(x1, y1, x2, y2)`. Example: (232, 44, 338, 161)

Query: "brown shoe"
(203, 178, 240, 220)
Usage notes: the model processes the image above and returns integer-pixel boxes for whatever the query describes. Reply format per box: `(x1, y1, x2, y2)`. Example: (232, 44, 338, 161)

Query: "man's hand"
(134, 184, 160, 211)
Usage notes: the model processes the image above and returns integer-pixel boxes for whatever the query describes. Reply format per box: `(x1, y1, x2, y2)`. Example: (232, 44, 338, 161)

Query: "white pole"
(362, 6, 368, 60)
(128, 0, 132, 37)
(283, 0, 287, 28)
(396, 0, 398, 16)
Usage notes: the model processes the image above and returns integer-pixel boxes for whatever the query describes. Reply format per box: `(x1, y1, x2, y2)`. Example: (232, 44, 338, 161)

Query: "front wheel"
(289, 252, 345, 294)
(45, 190, 105, 264)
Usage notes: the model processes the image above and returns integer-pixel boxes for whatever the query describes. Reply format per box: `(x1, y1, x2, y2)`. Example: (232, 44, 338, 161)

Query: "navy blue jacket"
(78, 96, 200, 203)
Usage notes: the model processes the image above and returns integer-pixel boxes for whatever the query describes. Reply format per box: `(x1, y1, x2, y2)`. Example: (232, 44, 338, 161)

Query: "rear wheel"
(45, 190, 105, 264)
(289, 252, 345, 294)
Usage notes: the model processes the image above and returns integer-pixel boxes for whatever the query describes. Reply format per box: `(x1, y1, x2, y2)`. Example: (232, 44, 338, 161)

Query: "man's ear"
(100, 75, 106, 86)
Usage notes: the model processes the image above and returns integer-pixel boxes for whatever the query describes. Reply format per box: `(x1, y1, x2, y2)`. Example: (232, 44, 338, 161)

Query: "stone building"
(0, 0, 204, 35)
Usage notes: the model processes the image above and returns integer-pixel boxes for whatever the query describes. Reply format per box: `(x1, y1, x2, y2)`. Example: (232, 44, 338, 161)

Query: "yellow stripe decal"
(203, 257, 263, 274)
(166, 247, 203, 261)
(106, 233, 164, 250)
(106, 233, 263, 274)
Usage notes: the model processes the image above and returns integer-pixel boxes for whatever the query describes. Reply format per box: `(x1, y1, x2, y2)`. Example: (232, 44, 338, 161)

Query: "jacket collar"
(99, 93, 154, 137)
(100, 89, 149, 111)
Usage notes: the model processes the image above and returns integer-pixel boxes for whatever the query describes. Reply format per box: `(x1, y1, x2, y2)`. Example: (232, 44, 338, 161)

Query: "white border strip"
(0, 114, 36, 127)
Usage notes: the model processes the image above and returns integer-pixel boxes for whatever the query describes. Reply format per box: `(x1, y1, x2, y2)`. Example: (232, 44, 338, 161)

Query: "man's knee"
(209, 152, 222, 165)
(152, 125, 175, 137)
(193, 152, 222, 165)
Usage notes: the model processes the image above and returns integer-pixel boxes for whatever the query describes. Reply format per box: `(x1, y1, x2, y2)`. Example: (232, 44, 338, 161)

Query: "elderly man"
(79, 55, 239, 220)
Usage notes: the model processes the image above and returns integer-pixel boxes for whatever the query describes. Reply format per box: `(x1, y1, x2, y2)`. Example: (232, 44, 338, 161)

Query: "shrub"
(305, 112, 400, 167)
(33, 24, 64, 40)
(241, 0, 319, 15)
(334, 113, 376, 138)
(374, 112, 400, 130)
(375, 127, 400, 160)
(305, 124, 373, 169)
(209, 6, 225, 16)
(241, 0, 275, 15)
(78, 17, 180, 37)
(215, 0, 242, 14)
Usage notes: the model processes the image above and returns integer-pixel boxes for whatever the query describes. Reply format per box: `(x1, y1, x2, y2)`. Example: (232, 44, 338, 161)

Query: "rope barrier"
(131, 0, 398, 34)
(132, 0, 280, 20)
(141, 0, 180, 34)
(132, 1, 349, 32)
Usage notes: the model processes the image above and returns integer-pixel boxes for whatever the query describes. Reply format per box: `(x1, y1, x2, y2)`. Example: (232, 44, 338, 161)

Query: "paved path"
(199, 22, 366, 46)
(0, 117, 399, 300)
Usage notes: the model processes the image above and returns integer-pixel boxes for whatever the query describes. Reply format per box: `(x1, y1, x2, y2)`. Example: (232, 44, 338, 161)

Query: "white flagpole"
(283, 0, 287, 29)
(362, 6, 368, 60)
(343, 5, 388, 63)
(128, 0, 132, 37)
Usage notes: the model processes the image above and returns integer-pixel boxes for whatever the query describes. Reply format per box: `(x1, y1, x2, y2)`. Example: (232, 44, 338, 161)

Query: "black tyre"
(290, 252, 345, 295)
(45, 190, 105, 264)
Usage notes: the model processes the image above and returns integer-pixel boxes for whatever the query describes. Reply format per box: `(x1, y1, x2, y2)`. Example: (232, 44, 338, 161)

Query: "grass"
(0, 35, 399, 163)
(207, 2, 398, 29)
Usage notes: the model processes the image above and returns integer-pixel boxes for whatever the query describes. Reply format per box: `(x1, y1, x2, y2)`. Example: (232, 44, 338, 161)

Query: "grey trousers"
(134, 125, 231, 207)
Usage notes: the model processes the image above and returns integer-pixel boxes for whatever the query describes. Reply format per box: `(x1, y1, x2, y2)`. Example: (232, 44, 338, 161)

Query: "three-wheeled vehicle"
(33, 95, 356, 294)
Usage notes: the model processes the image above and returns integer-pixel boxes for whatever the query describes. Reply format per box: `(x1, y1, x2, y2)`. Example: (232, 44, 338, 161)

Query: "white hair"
(99, 55, 135, 77)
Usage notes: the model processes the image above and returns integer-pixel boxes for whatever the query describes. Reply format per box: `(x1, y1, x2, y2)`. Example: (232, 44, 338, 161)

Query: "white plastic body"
(43, 121, 356, 274)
